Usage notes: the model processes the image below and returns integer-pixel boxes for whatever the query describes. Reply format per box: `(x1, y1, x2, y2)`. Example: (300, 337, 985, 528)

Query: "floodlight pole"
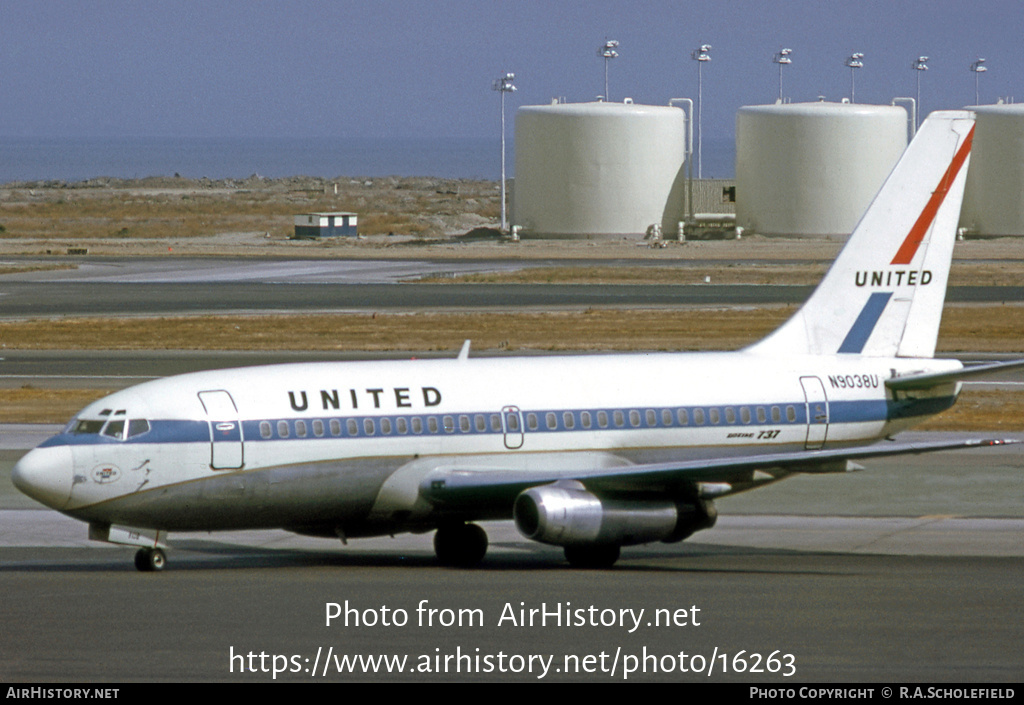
(492, 72, 516, 232)
(598, 39, 619, 101)
(913, 56, 929, 127)
(845, 53, 863, 103)
(691, 44, 711, 178)
(773, 48, 793, 102)
(970, 58, 986, 106)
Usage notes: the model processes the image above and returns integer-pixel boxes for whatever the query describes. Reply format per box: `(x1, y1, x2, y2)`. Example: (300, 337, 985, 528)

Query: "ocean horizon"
(0, 136, 737, 184)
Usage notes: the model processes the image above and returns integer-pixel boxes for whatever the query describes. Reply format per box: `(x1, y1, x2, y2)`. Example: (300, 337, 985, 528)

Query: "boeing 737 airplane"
(11, 111, 1023, 571)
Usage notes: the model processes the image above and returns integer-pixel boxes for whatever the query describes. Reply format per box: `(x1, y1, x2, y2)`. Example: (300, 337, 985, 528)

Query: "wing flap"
(421, 438, 1017, 506)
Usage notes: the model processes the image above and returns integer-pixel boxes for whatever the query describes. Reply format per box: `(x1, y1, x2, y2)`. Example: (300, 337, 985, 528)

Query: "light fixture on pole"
(773, 48, 793, 102)
(845, 53, 864, 103)
(970, 58, 987, 106)
(912, 56, 928, 127)
(492, 72, 516, 232)
(691, 43, 711, 179)
(598, 39, 619, 101)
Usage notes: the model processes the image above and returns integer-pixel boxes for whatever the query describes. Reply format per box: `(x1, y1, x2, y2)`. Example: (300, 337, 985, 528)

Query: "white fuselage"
(16, 351, 960, 537)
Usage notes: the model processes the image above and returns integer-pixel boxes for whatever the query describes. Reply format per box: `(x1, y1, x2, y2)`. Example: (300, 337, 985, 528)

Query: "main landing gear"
(563, 544, 621, 569)
(434, 523, 488, 567)
(134, 547, 167, 572)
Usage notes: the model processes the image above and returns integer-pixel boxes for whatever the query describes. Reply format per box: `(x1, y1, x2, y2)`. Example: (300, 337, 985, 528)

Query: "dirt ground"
(0, 305, 1020, 353)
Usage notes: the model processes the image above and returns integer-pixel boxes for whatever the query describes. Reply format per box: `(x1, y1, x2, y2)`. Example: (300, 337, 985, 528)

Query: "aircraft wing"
(887, 359, 1024, 391)
(420, 437, 1017, 507)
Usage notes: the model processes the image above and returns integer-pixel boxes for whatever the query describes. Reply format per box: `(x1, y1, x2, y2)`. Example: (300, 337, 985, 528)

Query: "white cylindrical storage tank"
(513, 101, 687, 238)
(960, 104, 1024, 238)
(736, 102, 908, 238)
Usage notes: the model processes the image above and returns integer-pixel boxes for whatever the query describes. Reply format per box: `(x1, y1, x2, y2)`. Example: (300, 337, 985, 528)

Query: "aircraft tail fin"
(746, 110, 975, 359)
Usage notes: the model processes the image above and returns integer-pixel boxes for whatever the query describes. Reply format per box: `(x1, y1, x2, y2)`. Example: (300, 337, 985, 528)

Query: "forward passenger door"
(198, 390, 244, 469)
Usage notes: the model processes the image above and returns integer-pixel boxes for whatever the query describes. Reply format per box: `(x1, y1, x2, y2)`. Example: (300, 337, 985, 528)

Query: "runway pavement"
(2, 516, 1022, 682)
(2, 426, 1022, 682)
(0, 257, 1021, 316)
(1, 257, 1022, 682)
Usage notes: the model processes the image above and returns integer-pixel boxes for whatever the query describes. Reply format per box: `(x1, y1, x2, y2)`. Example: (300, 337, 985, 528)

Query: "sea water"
(0, 136, 736, 184)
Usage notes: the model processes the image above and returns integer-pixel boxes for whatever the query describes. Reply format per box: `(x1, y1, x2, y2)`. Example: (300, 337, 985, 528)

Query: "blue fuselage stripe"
(40, 395, 955, 448)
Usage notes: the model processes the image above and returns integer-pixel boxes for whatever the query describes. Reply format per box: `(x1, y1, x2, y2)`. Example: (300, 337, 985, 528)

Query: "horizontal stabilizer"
(887, 359, 1024, 391)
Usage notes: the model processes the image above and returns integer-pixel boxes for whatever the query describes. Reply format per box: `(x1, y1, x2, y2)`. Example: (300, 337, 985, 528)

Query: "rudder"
(746, 110, 975, 358)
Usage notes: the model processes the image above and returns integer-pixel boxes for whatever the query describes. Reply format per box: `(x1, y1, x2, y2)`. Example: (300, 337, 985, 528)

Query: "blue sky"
(1, 1, 1021, 140)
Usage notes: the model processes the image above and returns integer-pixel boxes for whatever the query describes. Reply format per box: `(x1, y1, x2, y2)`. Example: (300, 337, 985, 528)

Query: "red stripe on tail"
(890, 124, 975, 266)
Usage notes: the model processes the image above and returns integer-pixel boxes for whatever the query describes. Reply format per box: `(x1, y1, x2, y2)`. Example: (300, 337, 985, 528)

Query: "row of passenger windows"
(257, 405, 800, 440)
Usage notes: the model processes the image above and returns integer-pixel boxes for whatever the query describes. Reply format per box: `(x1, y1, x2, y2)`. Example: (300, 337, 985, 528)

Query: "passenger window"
(459, 415, 471, 433)
(347, 419, 359, 436)
(597, 410, 609, 428)
(771, 406, 782, 423)
(756, 407, 767, 424)
(490, 414, 502, 432)
(741, 407, 751, 424)
(581, 411, 592, 429)
(443, 416, 455, 433)
(693, 408, 705, 425)
(526, 413, 539, 431)
(708, 409, 721, 425)
(260, 421, 272, 439)
(646, 409, 657, 426)
(563, 412, 575, 430)
(786, 405, 797, 422)
(363, 418, 375, 436)
(614, 410, 625, 427)
(396, 418, 408, 434)
(277, 421, 290, 438)
(312, 420, 325, 437)
(475, 415, 486, 432)
(546, 412, 557, 430)
(629, 410, 641, 427)
(411, 417, 423, 434)
(428, 417, 439, 434)
(677, 408, 689, 425)
(662, 409, 673, 426)
(330, 419, 341, 436)
(295, 420, 307, 438)
(725, 407, 736, 424)
(380, 418, 392, 435)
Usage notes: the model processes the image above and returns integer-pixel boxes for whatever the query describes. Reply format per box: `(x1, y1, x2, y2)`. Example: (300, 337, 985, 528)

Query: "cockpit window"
(73, 419, 105, 435)
(127, 419, 151, 438)
(101, 420, 125, 440)
(71, 417, 150, 440)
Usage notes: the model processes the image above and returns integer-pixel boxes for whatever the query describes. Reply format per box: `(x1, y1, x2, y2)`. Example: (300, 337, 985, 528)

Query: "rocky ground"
(0, 174, 503, 256)
(2, 175, 1023, 265)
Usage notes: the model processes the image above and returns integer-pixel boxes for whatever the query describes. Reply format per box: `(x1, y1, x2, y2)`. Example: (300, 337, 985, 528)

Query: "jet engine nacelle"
(513, 481, 716, 547)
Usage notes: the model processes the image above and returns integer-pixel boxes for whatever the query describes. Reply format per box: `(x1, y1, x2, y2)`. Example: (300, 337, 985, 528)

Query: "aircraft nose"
(12, 446, 75, 509)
